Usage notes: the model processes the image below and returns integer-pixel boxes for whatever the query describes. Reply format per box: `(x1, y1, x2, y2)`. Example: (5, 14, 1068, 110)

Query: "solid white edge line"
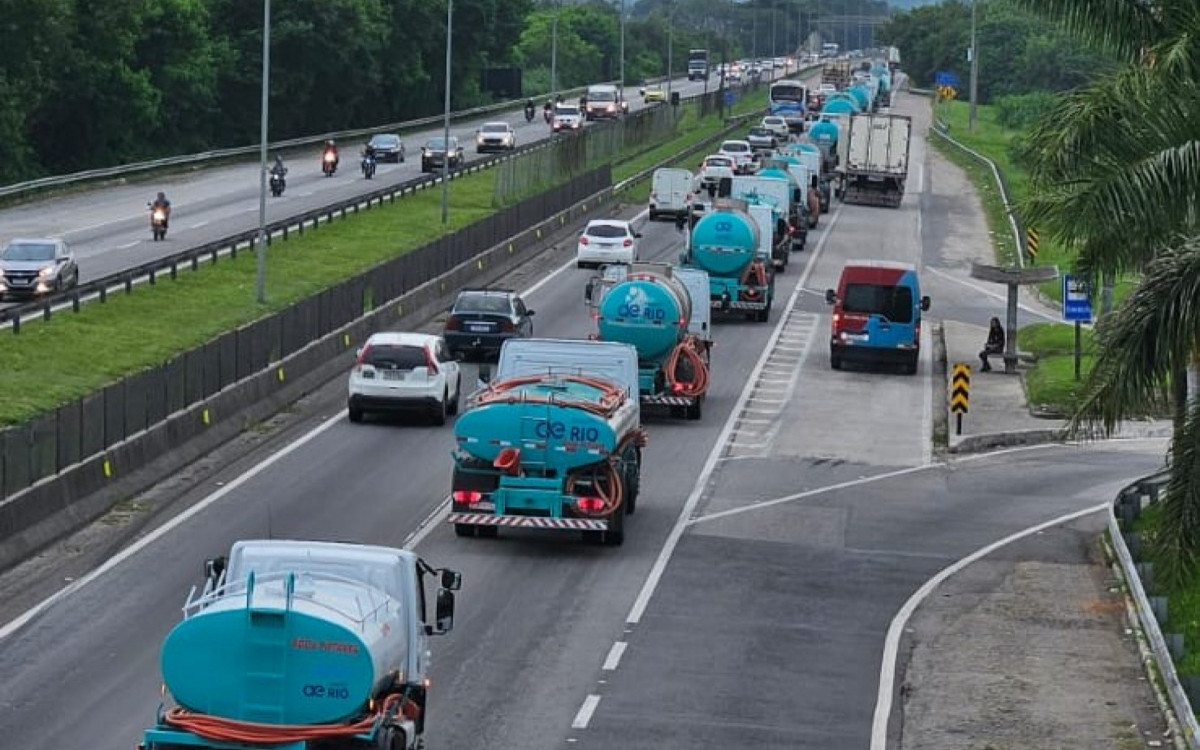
(571, 694, 602, 729)
(601, 641, 627, 671)
(624, 206, 844, 626)
(0, 410, 347, 642)
(869, 501, 1108, 750)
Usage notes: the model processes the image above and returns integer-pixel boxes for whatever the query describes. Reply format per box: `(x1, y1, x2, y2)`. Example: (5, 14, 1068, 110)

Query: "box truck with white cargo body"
(842, 113, 911, 208)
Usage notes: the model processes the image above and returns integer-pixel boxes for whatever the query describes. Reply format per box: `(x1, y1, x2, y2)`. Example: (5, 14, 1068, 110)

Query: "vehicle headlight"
(38, 266, 54, 278)
(476, 134, 484, 144)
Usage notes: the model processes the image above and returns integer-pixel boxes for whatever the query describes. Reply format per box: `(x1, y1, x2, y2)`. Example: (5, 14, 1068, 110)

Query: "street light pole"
(619, 0, 625, 91)
(255, 0, 271, 304)
(551, 3, 559, 99)
(441, 0, 453, 225)
(968, 0, 979, 132)
(666, 1, 673, 101)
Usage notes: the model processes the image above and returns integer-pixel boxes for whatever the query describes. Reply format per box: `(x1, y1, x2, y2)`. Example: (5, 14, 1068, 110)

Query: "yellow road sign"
(950, 363, 970, 415)
(1026, 227, 1039, 261)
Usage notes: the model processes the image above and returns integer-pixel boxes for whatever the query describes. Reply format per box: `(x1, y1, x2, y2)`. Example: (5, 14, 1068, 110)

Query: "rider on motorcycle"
(271, 154, 287, 177)
(525, 99, 536, 120)
(543, 99, 554, 122)
(151, 192, 171, 226)
(361, 142, 377, 176)
(322, 139, 339, 170)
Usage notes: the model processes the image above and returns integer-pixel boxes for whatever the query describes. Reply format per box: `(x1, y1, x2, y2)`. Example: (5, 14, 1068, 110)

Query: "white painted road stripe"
(602, 641, 627, 671)
(869, 502, 1108, 750)
(189, 221, 209, 229)
(625, 207, 844, 626)
(116, 240, 139, 249)
(571, 694, 601, 729)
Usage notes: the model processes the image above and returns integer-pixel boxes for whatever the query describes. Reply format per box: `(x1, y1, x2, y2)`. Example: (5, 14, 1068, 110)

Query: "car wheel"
(431, 391, 447, 426)
(830, 352, 843, 370)
(447, 377, 461, 416)
(348, 405, 364, 423)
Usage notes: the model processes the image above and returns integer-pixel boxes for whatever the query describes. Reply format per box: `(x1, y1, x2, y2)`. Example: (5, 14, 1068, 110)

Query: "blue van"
(824, 260, 931, 374)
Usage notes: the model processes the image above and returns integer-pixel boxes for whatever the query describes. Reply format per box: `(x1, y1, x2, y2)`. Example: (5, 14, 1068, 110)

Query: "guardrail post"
(11, 313, 19, 335)
(283, 225, 289, 241)
(210, 248, 219, 265)
(124, 274, 133, 294)
(42, 301, 51, 321)
(149, 268, 156, 286)
(71, 292, 80, 313)
(170, 261, 178, 280)
(230, 242, 238, 260)
(191, 255, 199, 272)
(99, 286, 107, 304)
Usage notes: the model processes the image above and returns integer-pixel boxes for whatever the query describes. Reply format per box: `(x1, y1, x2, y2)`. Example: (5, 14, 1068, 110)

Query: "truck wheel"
(447, 377, 461, 416)
(830, 352, 843, 370)
(454, 524, 477, 538)
(623, 448, 640, 515)
(602, 502, 625, 546)
(686, 397, 703, 421)
(477, 525, 498, 538)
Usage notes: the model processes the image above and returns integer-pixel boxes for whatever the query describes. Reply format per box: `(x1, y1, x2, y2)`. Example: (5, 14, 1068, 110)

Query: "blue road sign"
(724, 90, 735, 107)
(934, 71, 961, 87)
(1062, 274, 1093, 322)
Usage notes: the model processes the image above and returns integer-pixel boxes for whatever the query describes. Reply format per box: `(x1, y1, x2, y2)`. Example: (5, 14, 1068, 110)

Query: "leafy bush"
(993, 92, 1060, 129)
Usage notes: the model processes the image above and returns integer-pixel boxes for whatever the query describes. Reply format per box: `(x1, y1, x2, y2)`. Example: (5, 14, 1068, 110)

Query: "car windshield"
(425, 138, 452, 149)
(843, 283, 914, 323)
(454, 293, 512, 314)
(770, 83, 806, 102)
(363, 344, 427, 370)
(481, 124, 508, 133)
(2, 242, 55, 262)
(590, 91, 615, 102)
(749, 128, 773, 137)
(705, 157, 732, 168)
(556, 106, 580, 116)
(722, 142, 749, 153)
(585, 224, 628, 239)
(764, 118, 784, 125)
(371, 135, 399, 147)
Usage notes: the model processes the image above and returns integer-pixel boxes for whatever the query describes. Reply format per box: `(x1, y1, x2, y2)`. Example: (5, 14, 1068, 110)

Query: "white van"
(585, 84, 627, 120)
(649, 168, 695, 221)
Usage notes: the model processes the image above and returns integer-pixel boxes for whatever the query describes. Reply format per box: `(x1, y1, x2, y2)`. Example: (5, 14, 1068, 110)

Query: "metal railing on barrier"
(1108, 470, 1200, 749)
(0, 81, 618, 201)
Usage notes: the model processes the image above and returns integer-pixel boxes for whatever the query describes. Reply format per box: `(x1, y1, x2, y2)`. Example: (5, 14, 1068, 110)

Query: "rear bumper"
(830, 341, 918, 362)
(444, 331, 517, 354)
(448, 512, 609, 531)
(641, 394, 698, 406)
(348, 393, 441, 412)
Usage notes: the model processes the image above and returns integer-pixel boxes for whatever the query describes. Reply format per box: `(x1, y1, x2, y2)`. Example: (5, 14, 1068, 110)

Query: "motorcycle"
(149, 205, 169, 241)
(322, 150, 338, 176)
(543, 108, 553, 125)
(269, 169, 286, 197)
(361, 153, 377, 179)
(524, 104, 536, 123)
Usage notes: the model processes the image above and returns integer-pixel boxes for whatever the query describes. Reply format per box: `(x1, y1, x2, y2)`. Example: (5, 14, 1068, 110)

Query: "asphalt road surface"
(0, 88, 1169, 750)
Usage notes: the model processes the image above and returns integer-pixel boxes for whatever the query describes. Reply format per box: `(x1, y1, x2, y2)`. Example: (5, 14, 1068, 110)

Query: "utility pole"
(619, 0, 625, 90)
(969, 0, 979, 132)
(255, 0, 271, 304)
(441, 0, 453, 224)
(666, 0, 673, 100)
(551, 3, 559, 99)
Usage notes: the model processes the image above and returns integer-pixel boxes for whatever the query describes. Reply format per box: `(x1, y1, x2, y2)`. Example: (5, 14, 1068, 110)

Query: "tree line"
(0, 0, 885, 186)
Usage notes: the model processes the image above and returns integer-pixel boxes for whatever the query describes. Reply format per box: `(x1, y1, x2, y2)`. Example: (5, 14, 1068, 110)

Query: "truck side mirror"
(920, 295, 931, 311)
(434, 589, 455, 634)
(204, 556, 226, 583)
(440, 568, 462, 591)
(824, 289, 837, 305)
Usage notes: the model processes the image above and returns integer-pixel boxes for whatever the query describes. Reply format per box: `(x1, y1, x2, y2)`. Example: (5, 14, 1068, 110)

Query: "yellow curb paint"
(343, 333, 351, 347)
(277, 368, 286, 383)
(477, 259, 484, 270)
(103, 459, 113, 478)
(536, 228, 542, 239)
(508, 243, 514, 254)
(202, 408, 211, 425)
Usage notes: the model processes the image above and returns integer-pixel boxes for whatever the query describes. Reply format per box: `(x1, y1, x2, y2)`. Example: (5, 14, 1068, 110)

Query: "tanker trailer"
(782, 143, 831, 214)
(802, 116, 841, 178)
(755, 166, 809, 250)
(731, 172, 800, 259)
(588, 262, 712, 420)
(140, 539, 461, 750)
(765, 154, 822, 227)
(681, 200, 775, 322)
(448, 338, 645, 546)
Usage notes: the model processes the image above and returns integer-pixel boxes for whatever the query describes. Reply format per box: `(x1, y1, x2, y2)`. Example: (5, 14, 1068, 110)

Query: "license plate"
(382, 370, 405, 380)
(467, 323, 491, 332)
(846, 333, 868, 342)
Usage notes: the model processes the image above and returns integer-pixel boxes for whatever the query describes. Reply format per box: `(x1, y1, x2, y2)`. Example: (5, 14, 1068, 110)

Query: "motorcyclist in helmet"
(543, 99, 554, 123)
(525, 98, 536, 121)
(150, 191, 171, 226)
(271, 154, 288, 179)
(321, 139, 339, 171)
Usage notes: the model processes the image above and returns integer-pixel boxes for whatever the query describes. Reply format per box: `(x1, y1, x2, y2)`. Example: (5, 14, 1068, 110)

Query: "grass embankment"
(0, 100, 762, 427)
(1133, 503, 1200, 677)
(930, 99, 1107, 415)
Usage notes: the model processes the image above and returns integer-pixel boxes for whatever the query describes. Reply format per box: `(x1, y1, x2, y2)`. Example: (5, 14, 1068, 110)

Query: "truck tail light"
(576, 496, 606, 514)
(453, 490, 482, 505)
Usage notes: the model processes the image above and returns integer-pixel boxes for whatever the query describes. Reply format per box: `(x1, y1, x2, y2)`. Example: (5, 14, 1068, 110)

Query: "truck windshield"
(843, 283, 913, 323)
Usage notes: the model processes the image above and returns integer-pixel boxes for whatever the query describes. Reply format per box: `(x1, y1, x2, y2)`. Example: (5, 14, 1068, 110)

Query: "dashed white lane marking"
(571, 694, 601, 729)
(189, 221, 209, 229)
(115, 241, 139, 249)
(602, 641, 627, 671)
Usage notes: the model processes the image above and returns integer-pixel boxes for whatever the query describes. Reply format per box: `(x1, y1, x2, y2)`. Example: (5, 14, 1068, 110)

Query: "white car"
(552, 105, 584, 132)
(761, 116, 790, 140)
(347, 332, 461, 425)
(475, 121, 516, 153)
(819, 83, 838, 95)
(697, 155, 736, 192)
(577, 219, 640, 268)
(718, 140, 755, 173)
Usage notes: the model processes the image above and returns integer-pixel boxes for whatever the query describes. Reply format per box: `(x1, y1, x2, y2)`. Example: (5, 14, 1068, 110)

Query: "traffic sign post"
(1062, 274, 1093, 381)
(950, 363, 970, 435)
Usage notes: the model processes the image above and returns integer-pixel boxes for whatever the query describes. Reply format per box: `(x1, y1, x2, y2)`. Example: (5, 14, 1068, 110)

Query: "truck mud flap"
(641, 395, 696, 407)
(447, 513, 608, 531)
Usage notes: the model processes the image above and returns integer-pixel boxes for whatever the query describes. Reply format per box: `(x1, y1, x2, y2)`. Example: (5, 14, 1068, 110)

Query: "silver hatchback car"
(0, 237, 79, 300)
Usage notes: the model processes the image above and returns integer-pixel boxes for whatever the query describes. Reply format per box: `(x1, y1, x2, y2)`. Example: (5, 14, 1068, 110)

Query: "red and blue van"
(824, 260, 930, 374)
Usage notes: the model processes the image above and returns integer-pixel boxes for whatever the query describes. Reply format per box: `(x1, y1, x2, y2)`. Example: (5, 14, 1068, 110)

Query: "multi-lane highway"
(0, 88, 1168, 750)
(0, 73, 756, 291)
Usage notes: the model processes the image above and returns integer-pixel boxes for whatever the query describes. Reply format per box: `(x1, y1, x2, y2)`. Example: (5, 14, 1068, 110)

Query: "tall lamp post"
(619, 0, 625, 92)
(255, 0, 272, 304)
(666, 1, 673, 101)
(441, 0, 453, 224)
(968, 0, 979, 132)
(551, 3, 559, 99)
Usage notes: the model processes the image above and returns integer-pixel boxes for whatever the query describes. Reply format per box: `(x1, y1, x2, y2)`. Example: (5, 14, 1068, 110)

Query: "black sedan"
(368, 133, 405, 163)
(442, 288, 535, 362)
(421, 136, 464, 173)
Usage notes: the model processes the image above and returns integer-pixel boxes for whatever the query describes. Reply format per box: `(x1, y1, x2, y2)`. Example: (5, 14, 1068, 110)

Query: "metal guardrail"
(0, 85, 729, 329)
(0, 81, 618, 201)
(929, 119, 1026, 269)
(1109, 470, 1200, 749)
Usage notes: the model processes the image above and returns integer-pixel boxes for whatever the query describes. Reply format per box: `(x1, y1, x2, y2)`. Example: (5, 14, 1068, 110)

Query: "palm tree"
(1012, 0, 1200, 583)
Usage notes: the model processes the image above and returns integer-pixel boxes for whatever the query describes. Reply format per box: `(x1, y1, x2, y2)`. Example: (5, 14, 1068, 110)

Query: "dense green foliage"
(0, 0, 887, 184)
(876, 0, 1115, 99)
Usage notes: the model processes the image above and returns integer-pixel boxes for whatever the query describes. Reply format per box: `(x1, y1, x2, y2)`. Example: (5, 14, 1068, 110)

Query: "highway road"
(0, 72, 768, 298)
(0, 89, 1169, 750)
